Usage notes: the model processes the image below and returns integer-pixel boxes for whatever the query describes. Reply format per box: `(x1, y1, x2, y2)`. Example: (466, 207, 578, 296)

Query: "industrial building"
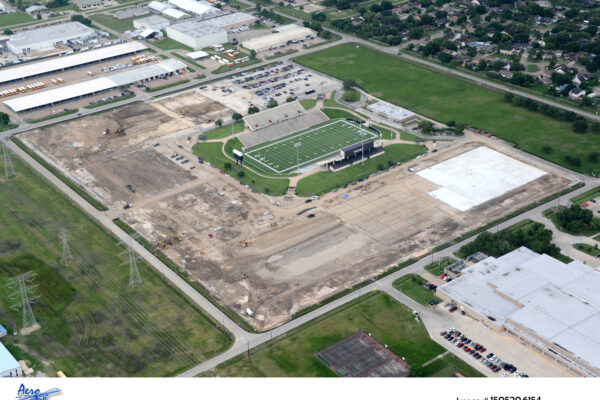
(133, 15, 171, 31)
(168, 0, 219, 16)
(438, 247, 600, 377)
(366, 101, 416, 124)
(241, 25, 317, 52)
(4, 59, 187, 112)
(165, 12, 255, 49)
(162, 7, 189, 19)
(0, 343, 21, 377)
(0, 42, 147, 86)
(7, 22, 97, 54)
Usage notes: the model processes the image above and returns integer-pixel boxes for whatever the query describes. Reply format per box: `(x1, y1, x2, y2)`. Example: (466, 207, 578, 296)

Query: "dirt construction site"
(18, 95, 578, 331)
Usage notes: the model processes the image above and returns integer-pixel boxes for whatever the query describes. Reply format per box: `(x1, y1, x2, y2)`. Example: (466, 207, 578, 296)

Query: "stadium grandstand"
(244, 101, 306, 131)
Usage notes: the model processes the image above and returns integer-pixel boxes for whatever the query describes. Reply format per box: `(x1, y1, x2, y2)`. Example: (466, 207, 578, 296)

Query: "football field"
(245, 119, 379, 174)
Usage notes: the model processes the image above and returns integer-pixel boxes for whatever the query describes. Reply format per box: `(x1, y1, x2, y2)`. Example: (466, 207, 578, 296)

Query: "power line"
(1, 140, 16, 179)
(59, 228, 73, 265)
(7, 272, 40, 330)
(119, 241, 143, 290)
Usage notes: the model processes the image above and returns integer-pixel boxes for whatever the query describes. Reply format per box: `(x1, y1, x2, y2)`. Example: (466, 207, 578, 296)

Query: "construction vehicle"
(240, 240, 249, 248)
(170, 232, 182, 242)
(179, 107, 189, 116)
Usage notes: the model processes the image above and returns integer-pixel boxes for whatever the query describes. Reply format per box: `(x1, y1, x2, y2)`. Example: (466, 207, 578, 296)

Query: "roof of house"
(0, 343, 19, 373)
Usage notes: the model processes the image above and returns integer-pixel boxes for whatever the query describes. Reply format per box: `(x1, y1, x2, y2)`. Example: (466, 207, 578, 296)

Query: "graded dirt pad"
(118, 135, 577, 331)
(156, 90, 232, 125)
(20, 103, 194, 208)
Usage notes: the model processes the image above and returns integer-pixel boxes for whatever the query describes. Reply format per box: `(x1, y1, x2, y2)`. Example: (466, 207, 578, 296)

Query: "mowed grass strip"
(0, 154, 232, 376)
(393, 274, 441, 306)
(295, 44, 600, 174)
(202, 292, 445, 377)
(246, 119, 377, 174)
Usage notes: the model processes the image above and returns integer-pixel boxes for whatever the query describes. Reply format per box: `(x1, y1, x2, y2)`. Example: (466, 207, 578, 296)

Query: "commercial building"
(241, 25, 317, 52)
(366, 100, 416, 124)
(162, 7, 189, 19)
(0, 42, 147, 86)
(4, 59, 186, 112)
(133, 15, 171, 31)
(7, 22, 97, 54)
(165, 12, 255, 49)
(0, 343, 21, 377)
(168, 0, 219, 16)
(438, 247, 600, 377)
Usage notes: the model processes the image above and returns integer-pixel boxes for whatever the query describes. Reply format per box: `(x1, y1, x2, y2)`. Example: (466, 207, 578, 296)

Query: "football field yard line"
(245, 120, 378, 174)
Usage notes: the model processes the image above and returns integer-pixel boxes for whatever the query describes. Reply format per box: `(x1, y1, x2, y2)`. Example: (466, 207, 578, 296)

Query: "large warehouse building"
(241, 25, 317, 52)
(438, 247, 600, 377)
(166, 12, 255, 49)
(168, 0, 219, 16)
(4, 59, 186, 112)
(7, 22, 97, 54)
(366, 101, 416, 124)
(0, 42, 147, 86)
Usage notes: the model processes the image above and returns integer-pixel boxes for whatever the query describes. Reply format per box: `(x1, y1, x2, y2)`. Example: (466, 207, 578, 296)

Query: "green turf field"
(0, 150, 232, 376)
(295, 44, 600, 175)
(245, 119, 378, 174)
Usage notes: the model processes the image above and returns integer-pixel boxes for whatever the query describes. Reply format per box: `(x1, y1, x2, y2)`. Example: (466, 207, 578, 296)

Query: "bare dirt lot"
(156, 90, 232, 125)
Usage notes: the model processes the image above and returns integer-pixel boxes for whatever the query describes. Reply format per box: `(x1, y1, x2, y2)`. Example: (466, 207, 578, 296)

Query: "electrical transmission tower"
(59, 228, 73, 265)
(7, 272, 40, 330)
(1, 140, 16, 179)
(120, 246, 143, 289)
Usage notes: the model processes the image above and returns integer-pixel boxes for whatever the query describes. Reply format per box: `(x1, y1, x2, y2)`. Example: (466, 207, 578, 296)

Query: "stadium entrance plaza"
(18, 96, 577, 331)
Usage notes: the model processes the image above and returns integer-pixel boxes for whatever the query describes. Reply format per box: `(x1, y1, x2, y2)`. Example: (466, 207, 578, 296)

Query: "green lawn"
(295, 44, 600, 175)
(84, 93, 136, 109)
(527, 64, 539, 73)
(0, 153, 232, 376)
(321, 107, 364, 120)
(146, 79, 189, 92)
(89, 14, 135, 32)
(192, 141, 289, 195)
(323, 91, 348, 109)
(573, 243, 600, 257)
(0, 12, 33, 27)
(422, 353, 484, 377)
(571, 186, 600, 204)
(28, 109, 78, 124)
(393, 275, 441, 306)
(171, 52, 206, 69)
(212, 57, 261, 74)
(300, 99, 317, 110)
(200, 121, 245, 140)
(245, 119, 378, 174)
(154, 37, 193, 51)
(424, 257, 457, 276)
(295, 143, 427, 196)
(544, 208, 600, 237)
(202, 292, 446, 377)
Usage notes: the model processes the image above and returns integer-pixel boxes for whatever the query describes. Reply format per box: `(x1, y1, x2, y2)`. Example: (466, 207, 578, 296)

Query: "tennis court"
(244, 119, 378, 174)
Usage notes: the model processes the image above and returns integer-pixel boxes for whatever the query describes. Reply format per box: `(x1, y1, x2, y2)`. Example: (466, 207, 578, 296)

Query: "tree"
(0, 112, 9, 126)
(437, 52, 452, 63)
(588, 152, 599, 162)
(418, 120, 434, 134)
(572, 119, 588, 133)
(215, 119, 223, 128)
(581, 97, 592, 107)
(237, 170, 245, 178)
(223, 162, 232, 170)
(343, 79, 357, 90)
(541, 145, 553, 154)
(232, 112, 242, 121)
(71, 14, 92, 26)
(3, 29, 13, 35)
(312, 12, 327, 21)
(250, 49, 257, 59)
(267, 99, 278, 108)
(455, 122, 467, 135)
(446, 120, 455, 127)
(248, 106, 259, 114)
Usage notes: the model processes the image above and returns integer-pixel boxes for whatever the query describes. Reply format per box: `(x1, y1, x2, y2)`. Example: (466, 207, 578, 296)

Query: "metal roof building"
(4, 59, 186, 112)
(7, 22, 96, 54)
(133, 15, 171, 30)
(162, 7, 189, 19)
(366, 100, 416, 123)
(168, 0, 218, 16)
(241, 26, 316, 52)
(0, 343, 21, 378)
(439, 247, 600, 377)
(166, 20, 225, 50)
(0, 42, 147, 86)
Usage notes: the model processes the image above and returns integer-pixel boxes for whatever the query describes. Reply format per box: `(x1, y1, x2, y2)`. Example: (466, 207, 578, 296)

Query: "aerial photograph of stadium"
(0, 0, 598, 397)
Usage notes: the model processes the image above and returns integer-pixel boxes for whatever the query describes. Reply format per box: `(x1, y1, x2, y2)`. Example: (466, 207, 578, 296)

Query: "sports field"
(245, 119, 378, 174)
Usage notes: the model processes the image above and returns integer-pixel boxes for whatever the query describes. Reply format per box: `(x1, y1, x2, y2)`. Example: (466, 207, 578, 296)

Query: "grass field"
(393, 275, 441, 306)
(295, 44, 600, 175)
(200, 121, 245, 140)
(422, 353, 484, 377)
(89, 14, 135, 32)
(245, 119, 378, 174)
(295, 143, 427, 196)
(154, 36, 194, 51)
(571, 186, 600, 204)
(424, 257, 457, 276)
(573, 243, 600, 257)
(300, 99, 317, 110)
(202, 292, 451, 377)
(0, 152, 232, 376)
(0, 12, 33, 27)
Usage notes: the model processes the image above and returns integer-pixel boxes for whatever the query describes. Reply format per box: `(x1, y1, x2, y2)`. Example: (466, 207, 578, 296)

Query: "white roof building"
(25, 4, 47, 14)
(0, 343, 21, 378)
(168, 0, 218, 16)
(7, 22, 96, 54)
(162, 7, 189, 19)
(133, 15, 171, 30)
(149, 0, 170, 12)
(366, 100, 416, 123)
(0, 42, 147, 85)
(241, 26, 317, 52)
(4, 59, 186, 112)
(439, 247, 600, 376)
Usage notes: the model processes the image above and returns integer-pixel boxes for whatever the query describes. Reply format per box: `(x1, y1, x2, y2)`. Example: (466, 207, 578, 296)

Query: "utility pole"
(1, 140, 16, 179)
(7, 272, 40, 330)
(59, 228, 73, 265)
(120, 247, 143, 290)
(294, 142, 301, 175)
(360, 131, 366, 165)
(231, 117, 235, 141)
